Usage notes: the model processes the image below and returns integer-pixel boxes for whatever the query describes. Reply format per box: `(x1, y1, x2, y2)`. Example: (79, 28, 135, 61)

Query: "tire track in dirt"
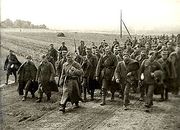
(68, 102, 121, 130)
(19, 97, 124, 130)
(2, 82, 180, 130)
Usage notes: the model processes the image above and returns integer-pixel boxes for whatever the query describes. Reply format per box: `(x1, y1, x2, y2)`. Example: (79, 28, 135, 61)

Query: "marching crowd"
(4, 34, 180, 113)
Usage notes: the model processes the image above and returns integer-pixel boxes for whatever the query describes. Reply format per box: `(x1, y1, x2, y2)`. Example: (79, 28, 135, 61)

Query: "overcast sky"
(1, 0, 180, 33)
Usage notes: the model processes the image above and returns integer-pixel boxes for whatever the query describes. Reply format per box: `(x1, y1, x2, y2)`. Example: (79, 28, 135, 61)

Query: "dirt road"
(1, 32, 180, 130)
(1, 81, 180, 130)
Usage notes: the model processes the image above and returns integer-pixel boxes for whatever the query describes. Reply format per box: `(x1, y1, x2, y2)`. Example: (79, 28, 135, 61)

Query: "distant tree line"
(0, 19, 47, 29)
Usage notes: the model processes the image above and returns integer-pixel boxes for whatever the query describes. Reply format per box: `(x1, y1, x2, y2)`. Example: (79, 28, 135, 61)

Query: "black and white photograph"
(0, 0, 180, 129)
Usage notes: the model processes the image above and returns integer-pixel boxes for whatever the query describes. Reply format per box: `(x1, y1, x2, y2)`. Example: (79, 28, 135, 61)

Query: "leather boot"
(22, 96, 26, 101)
(59, 105, 65, 113)
(100, 95, 106, 106)
(84, 87, 87, 102)
(22, 91, 28, 101)
(36, 98, 42, 103)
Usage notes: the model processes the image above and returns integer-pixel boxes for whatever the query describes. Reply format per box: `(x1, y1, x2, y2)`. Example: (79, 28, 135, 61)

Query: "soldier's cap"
(123, 51, 130, 56)
(62, 50, 68, 53)
(9, 50, 13, 53)
(115, 44, 119, 48)
(126, 42, 131, 46)
(103, 40, 105, 41)
(66, 52, 73, 58)
(141, 49, 146, 54)
(41, 54, 46, 59)
(86, 47, 92, 51)
(80, 40, 84, 43)
(50, 43, 53, 46)
(148, 50, 155, 55)
(117, 48, 122, 51)
(161, 50, 169, 55)
(62, 42, 65, 44)
(161, 46, 167, 50)
(169, 52, 177, 58)
(134, 44, 140, 48)
(92, 46, 97, 49)
(95, 49, 100, 52)
(172, 42, 177, 46)
(105, 46, 111, 50)
(115, 47, 120, 51)
(26, 55, 32, 59)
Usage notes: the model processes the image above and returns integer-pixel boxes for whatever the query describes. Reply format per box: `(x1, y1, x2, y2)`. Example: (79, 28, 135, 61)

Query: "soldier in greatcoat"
(57, 50, 68, 87)
(136, 49, 148, 101)
(4, 50, 21, 85)
(157, 50, 170, 100)
(17, 55, 37, 100)
(78, 41, 86, 56)
(36, 55, 55, 102)
(95, 49, 101, 61)
(168, 52, 178, 95)
(47, 44, 58, 70)
(95, 46, 117, 105)
(58, 42, 68, 60)
(174, 39, 180, 95)
(81, 48, 98, 101)
(59, 52, 83, 113)
(111, 39, 119, 52)
(139, 51, 163, 111)
(114, 51, 139, 110)
(125, 42, 134, 55)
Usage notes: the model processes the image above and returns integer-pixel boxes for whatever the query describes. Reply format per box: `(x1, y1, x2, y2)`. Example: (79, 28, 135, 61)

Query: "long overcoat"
(18, 61, 37, 82)
(4, 54, 21, 75)
(36, 60, 55, 93)
(95, 53, 117, 81)
(60, 61, 83, 105)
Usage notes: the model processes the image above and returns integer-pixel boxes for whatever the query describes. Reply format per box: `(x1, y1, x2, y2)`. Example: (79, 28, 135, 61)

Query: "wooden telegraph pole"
(120, 10, 132, 41)
(120, 9, 122, 39)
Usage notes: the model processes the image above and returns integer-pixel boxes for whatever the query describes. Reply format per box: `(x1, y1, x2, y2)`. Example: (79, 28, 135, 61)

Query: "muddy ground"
(1, 80, 180, 130)
(1, 31, 180, 130)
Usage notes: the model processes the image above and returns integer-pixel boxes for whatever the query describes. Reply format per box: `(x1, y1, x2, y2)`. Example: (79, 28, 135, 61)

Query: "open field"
(1, 29, 180, 130)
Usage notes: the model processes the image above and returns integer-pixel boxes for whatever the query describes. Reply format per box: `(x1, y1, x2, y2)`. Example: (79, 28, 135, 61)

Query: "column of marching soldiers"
(4, 34, 180, 113)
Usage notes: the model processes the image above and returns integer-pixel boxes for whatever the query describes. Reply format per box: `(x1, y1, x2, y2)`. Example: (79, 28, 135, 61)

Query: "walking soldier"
(36, 55, 55, 102)
(17, 55, 37, 100)
(59, 52, 84, 113)
(157, 50, 170, 100)
(95, 46, 118, 105)
(114, 51, 139, 110)
(81, 48, 98, 101)
(57, 50, 68, 87)
(4, 50, 21, 85)
(47, 44, 58, 70)
(139, 51, 163, 111)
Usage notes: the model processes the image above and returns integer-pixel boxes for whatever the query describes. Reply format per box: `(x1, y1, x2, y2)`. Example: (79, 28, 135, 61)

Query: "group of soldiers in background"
(4, 34, 180, 112)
